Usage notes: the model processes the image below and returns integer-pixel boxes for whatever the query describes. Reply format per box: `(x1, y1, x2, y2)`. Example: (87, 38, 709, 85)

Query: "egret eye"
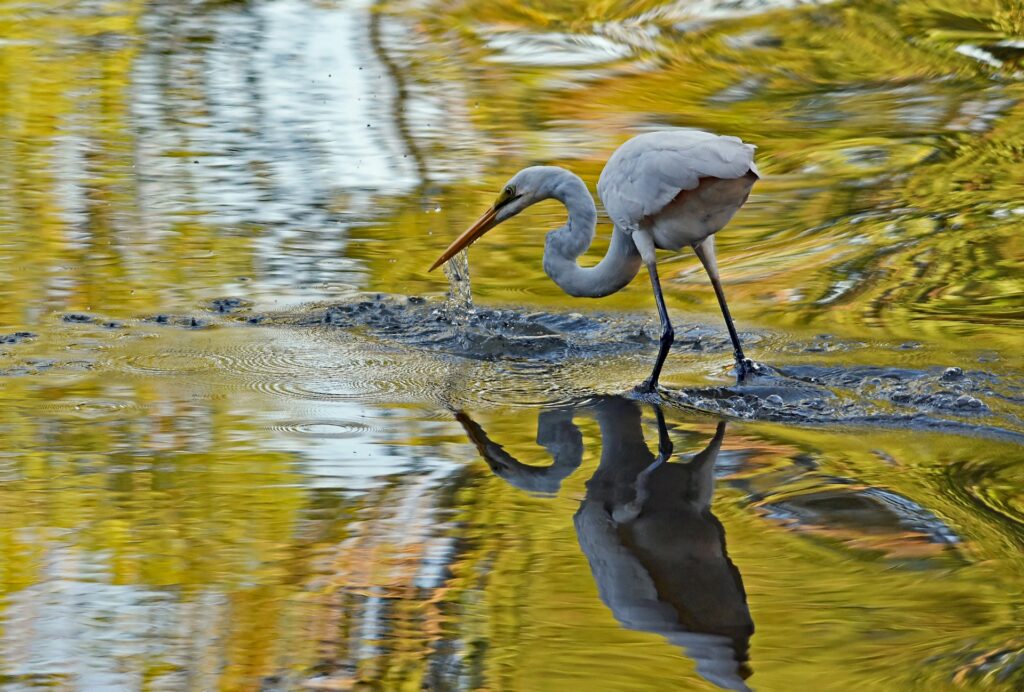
(496, 185, 516, 207)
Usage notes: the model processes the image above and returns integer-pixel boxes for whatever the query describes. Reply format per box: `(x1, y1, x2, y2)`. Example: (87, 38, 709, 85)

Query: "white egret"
(430, 130, 759, 391)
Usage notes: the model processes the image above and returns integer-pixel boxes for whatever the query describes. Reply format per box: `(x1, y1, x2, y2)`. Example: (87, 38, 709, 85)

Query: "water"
(443, 248, 475, 313)
(1, 0, 1023, 689)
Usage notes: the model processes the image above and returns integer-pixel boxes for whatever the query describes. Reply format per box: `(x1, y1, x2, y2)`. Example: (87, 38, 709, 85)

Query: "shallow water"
(1, 0, 1023, 689)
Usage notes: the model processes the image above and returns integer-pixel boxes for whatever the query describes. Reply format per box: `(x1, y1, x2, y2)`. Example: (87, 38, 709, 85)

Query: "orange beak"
(429, 204, 500, 272)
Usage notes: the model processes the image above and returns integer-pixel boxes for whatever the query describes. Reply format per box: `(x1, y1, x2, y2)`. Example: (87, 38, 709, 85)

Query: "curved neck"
(539, 168, 642, 298)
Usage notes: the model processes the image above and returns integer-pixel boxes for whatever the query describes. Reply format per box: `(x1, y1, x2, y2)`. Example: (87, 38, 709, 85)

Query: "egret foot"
(634, 379, 659, 395)
(735, 357, 761, 382)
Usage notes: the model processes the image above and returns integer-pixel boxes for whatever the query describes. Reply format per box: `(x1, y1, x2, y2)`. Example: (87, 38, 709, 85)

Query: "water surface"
(1, 0, 1022, 689)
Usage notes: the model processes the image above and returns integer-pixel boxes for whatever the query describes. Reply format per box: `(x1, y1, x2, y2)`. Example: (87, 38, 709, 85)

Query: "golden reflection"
(361, 0, 1024, 353)
(433, 400, 1024, 690)
(1, 0, 1023, 689)
(458, 399, 754, 690)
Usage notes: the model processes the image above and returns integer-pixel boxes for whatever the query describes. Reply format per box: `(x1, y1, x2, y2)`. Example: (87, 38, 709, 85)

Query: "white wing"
(597, 130, 759, 230)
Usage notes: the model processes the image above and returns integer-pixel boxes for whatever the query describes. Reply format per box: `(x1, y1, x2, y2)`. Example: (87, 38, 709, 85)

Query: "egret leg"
(693, 236, 751, 381)
(638, 260, 674, 393)
(630, 231, 674, 393)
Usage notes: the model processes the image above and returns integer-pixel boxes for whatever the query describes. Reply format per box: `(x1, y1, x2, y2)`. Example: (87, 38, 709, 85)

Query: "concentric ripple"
(269, 420, 372, 439)
(121, 350, 231, 375)
(36, 398, 146, 420)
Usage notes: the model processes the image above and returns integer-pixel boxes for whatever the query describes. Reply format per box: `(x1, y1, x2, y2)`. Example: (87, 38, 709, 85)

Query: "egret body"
(430, 130, 759, 391)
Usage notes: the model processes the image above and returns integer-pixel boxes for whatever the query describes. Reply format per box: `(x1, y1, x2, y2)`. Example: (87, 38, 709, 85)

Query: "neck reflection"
(456, 397, 754, 691)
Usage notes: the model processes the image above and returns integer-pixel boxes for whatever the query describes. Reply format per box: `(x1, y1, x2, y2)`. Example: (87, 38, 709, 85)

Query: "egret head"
(429, 168, 552, 271)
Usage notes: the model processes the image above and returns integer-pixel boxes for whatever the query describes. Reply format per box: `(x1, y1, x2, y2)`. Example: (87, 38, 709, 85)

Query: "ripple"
(213, 340, 424, 402)
(121, 351, 229, 375)
(471, 377, 583, 408)
(125, 296, 1024, 440)
(37, 398, 145, 420)
(213, 341, 354, 377)
(251, 378, 395, 403)
(269, 420, 371, 439)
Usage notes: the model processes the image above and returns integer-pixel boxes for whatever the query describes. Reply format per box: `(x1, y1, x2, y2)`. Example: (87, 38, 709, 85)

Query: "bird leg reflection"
(613, 405, 673, 523)
(455, 400, 754, 690)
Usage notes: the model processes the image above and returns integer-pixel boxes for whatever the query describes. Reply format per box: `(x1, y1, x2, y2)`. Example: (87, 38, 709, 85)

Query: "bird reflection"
(455, 397, 754, 691)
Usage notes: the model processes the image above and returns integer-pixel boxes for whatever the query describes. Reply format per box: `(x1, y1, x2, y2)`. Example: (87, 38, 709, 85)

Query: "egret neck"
(540, 168, 643, 298)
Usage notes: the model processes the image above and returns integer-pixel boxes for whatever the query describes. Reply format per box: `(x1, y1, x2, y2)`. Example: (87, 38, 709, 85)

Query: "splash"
(442, 248, 474, 313)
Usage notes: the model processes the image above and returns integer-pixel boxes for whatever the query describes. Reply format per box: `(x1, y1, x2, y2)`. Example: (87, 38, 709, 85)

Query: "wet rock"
(954, 395, 985, 410)
(63, 313, 95, 323)
(144, 313, 208, 329)
(1, 358, 59, 377)
(102, 321, 125, 329)
(262, 294, 661, 363)
(208, 297, 250, 314)
(941, 367, 964, 381)
(1, 331, 36, 344)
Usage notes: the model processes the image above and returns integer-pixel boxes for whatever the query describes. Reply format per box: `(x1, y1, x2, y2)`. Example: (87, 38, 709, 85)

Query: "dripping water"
(443, 248, 474, 315)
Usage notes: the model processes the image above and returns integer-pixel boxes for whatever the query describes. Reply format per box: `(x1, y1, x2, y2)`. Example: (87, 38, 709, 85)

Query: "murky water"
(1, 0, 1022, 689)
